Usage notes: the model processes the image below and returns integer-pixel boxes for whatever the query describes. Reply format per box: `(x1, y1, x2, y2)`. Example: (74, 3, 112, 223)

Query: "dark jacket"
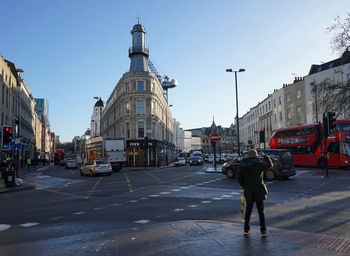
(238, 155, 273, 203)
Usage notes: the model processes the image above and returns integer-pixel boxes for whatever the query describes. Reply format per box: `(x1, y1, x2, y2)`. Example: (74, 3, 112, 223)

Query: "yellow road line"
(124, 173, 133, 192)
(143, 171, 164, 183)
(86, 177, 102, 198)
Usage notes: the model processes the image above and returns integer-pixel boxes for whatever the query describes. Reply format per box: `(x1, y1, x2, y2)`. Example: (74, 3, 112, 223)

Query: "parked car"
(189, 156, 203, 166)
(222, 149, 295, 180)
(65, 159, 78, 169)
(207, 154, 214, 163)
(174, 157, 186, 166)
(80, 159, 112, 177)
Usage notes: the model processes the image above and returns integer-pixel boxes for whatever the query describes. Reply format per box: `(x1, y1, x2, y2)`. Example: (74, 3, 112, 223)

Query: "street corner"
(0, 179, 36, 194)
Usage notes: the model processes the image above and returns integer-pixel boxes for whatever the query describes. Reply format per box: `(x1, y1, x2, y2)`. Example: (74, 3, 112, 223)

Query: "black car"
(189, 156, 203, 166)
(222, 149, 295, 180)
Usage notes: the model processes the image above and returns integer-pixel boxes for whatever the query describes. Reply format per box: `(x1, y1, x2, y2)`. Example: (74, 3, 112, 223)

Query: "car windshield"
(96, 160, 109, 165)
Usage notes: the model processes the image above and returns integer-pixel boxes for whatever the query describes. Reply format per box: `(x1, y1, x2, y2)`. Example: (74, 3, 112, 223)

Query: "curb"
(0, 184, 36, 194)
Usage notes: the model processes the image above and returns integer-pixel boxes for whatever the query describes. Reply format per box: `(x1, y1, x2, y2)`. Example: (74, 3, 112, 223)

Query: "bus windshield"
(341, 142, 350, 156)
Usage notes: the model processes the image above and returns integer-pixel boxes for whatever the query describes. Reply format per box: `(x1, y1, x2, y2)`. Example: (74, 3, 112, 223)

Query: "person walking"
(238, 149, 273, 238)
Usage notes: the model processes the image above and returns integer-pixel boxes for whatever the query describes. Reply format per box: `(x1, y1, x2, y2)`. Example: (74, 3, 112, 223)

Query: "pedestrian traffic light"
(2, 126, 13, 150)
(327, 112, 336, 132)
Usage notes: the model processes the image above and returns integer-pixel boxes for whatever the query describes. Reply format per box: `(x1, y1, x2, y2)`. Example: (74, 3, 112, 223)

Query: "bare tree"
(312, 78, 350, 118)
(327, 13, 350, 54)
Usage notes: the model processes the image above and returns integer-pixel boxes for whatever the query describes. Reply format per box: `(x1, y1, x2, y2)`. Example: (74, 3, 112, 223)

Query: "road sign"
(210, 133, 220, 141)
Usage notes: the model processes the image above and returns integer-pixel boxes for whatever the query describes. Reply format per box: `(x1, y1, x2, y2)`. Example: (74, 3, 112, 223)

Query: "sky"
(1, 0, 349, 142)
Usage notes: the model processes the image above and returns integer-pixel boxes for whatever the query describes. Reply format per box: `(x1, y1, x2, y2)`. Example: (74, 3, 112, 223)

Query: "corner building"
(101, 23, 174, 167)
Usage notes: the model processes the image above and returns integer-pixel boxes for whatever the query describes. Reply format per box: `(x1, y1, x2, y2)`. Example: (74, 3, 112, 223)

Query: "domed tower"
(129, 22, 149, 72)
(90, 98, 104, 138)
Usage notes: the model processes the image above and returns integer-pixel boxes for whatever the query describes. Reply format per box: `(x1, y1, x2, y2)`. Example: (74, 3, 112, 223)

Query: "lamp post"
(226, 68, 245, 156)
(16, 68, 24, 177)
(165, 104, 173, 166)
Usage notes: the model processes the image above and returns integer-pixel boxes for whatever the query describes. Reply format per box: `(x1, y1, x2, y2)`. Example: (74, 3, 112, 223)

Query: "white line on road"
(73, 211, 86, 215)
(172, 208, 185, 212)
(159, 191, 171, 195)
(134, 220, 150, 224)
(201, 201, 212, 204)
(187, 205, 199, 208)
(0, 224, 11, 232)
(19, 223, 39, 227)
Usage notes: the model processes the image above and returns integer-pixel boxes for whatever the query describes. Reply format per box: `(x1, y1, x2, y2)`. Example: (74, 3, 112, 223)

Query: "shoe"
(261, 231, 267, 238)
(244, 230, 250, 236)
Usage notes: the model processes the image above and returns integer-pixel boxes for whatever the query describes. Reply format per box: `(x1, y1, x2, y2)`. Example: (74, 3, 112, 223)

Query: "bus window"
(328, 142, 340, 154)
(340, 142, 350, 156)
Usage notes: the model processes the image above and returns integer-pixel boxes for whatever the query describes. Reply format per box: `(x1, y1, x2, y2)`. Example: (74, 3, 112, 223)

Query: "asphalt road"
(0, 164, 349, 255)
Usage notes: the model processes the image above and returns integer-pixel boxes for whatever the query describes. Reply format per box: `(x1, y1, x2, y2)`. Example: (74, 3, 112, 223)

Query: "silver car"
(65, 159, 78, 169)
(80, 159, 112, 177)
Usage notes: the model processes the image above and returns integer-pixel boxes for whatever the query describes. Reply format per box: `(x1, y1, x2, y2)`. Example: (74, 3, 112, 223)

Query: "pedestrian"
(238, 149, 273, 238)
(27, 158, 31, 170)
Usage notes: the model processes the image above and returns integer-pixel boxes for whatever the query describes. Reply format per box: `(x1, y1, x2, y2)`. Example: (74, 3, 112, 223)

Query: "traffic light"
(2, 126, 13, 150)
(327, 112, 336, 132)
(259, 130, 265, 143)
(323, 113, 329, 138)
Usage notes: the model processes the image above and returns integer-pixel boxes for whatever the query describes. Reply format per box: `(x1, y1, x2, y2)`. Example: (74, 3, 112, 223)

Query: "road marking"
(149, 194, 160, 197)
(172, 208, 185, 212)
(73, 211, 86, 215)
(0, 224, 11, 232)
(109, 203, 123, 207)
(187, 205, 199, 208)
(172, 189, 181, 192)
(93, 207, 105, 210)
(134, 220, 150, 224)
(221, 195, 233, 198)
(212, 197, 223, 200)
(20, 223, 39, 227)
(124, 173, 133, 192)
(86, 177, 103, 198)
(201, 201, 212, 204)
(159, 191, 170, 195)
(37, 188, 88, 200)
(139, 197, 149, 200)
(127, 200, 138, 203)
(143, 171, 164, 183)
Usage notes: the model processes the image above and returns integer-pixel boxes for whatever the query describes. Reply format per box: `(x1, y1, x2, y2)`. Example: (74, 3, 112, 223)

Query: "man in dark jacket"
(238, 149, 273, 237)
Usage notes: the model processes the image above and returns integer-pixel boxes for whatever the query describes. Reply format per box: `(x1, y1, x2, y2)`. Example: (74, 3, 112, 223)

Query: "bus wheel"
(226, 169, 235, 179)
(265, 170, 276, 180)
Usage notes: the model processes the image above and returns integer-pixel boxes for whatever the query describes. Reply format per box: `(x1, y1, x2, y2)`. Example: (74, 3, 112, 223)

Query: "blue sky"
(1, 0, 349, 142)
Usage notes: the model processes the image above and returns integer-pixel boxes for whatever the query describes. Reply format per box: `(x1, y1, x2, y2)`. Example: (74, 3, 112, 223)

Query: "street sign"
(210, 133, 220, 141)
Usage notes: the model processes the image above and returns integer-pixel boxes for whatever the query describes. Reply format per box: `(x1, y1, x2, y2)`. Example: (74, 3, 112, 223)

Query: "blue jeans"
(244, 201, 266, 232)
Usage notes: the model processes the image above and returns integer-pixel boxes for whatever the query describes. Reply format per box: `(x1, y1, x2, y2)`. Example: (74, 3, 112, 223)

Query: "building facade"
(101, 22, 175, 166)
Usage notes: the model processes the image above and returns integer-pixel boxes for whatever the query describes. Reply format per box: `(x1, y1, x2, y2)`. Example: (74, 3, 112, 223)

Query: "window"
(136, 99, 145, 114)
(279, 112, 283, 121)
(137, 80, 145, 92)
(151, 82, 155, 92)
(279, 96, 282, 105)
(287, 109, 292, 120)
(297, 90, 301, 99)
(137, 121, 145, 138)
(125, 101, 130, 114)
(274, 99, 276, 108)
(286, 94, 290, 102)
(125, 82, 130, 92)
(297, 106, 302, 116)
(125, 122, 130, 138)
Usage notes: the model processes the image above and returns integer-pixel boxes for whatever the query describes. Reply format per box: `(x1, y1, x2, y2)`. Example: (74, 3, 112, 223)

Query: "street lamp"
(16, 68, 24, 177)
(226, 68, 245, 156)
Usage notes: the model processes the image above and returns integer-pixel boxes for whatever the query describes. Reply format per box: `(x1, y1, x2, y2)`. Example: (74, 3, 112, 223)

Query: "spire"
(129, 22, 149, 72)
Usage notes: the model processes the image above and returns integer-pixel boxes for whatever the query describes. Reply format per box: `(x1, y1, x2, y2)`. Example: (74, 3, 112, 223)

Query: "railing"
(128, 46, 149, 56)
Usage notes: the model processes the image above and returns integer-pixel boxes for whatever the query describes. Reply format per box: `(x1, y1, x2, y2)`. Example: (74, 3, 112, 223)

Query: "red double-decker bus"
(269, 120, 350, 168)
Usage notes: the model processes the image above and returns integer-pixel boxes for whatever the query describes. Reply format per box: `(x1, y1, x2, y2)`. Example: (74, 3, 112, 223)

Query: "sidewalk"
(0, 165, 44, 194)
(114, 220, 350, 256)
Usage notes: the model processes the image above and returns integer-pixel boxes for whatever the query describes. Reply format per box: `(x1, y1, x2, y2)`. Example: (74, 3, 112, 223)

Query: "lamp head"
(239, 69, 245, 72)
(226, 69, 233, 72)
